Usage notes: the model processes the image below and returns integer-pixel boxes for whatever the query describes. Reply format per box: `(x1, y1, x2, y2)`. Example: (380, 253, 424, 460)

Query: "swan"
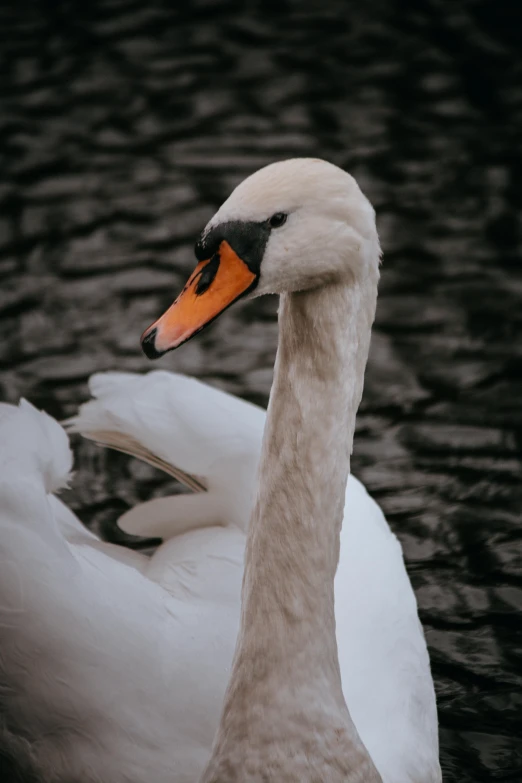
(0, 158, 441, 783)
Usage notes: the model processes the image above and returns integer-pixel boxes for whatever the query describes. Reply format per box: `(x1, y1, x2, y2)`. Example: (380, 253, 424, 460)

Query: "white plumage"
(0, 370, 439, 782)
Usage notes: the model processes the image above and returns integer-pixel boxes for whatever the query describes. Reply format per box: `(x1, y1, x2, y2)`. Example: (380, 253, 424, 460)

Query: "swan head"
(141, 158, 380, 358)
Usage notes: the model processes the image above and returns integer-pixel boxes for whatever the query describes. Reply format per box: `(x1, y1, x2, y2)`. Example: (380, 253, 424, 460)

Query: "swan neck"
(244, 280, 375, 666)
(200, 274, 380, 782)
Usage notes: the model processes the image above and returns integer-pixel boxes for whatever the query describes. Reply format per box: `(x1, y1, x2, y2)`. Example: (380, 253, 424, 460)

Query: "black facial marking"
(194, 252, 220, 296)
(142, 219, 274, 361)
(194, 219, 271, 279)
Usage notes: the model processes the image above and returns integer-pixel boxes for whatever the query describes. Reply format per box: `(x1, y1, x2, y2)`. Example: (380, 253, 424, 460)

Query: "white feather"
(0, 369, 438, 782)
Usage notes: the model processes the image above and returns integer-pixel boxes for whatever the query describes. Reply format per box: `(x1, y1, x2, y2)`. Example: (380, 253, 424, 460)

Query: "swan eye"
(268, 212, 287, 229)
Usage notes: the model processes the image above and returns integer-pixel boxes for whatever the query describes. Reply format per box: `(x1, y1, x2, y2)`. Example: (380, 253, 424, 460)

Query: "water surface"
(1, 1, 521, 780)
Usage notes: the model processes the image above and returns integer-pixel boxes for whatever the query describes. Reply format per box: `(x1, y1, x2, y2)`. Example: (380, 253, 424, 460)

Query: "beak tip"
(141, 327, 164, 360)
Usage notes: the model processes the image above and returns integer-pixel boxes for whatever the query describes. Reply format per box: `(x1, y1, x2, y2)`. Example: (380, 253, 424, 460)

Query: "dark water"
(1, 1, 521, 780)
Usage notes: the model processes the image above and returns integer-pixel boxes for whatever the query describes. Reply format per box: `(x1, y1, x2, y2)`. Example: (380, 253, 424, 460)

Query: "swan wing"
(66, 370, 265, 479)
(0, 400, 241, 783)
(67, 371, 265, 535)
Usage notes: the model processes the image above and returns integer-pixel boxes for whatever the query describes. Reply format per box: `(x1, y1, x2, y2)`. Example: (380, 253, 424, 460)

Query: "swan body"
(0, 158, 441, 782)
(0, 399, 244, 783)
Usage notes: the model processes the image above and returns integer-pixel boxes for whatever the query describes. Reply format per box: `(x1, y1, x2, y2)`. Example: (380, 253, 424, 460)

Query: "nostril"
(141, 327, 162, 360)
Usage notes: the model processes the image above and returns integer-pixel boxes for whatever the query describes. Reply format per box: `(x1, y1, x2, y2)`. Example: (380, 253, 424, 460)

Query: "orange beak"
(141, 240, 257, 358)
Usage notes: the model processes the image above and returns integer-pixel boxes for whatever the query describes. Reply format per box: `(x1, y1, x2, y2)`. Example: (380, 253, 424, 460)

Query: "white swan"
(0, 158, 440, 783)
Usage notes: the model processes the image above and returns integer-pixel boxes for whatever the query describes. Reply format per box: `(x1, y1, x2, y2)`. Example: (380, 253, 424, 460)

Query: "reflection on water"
(0, 1, 521, 780)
